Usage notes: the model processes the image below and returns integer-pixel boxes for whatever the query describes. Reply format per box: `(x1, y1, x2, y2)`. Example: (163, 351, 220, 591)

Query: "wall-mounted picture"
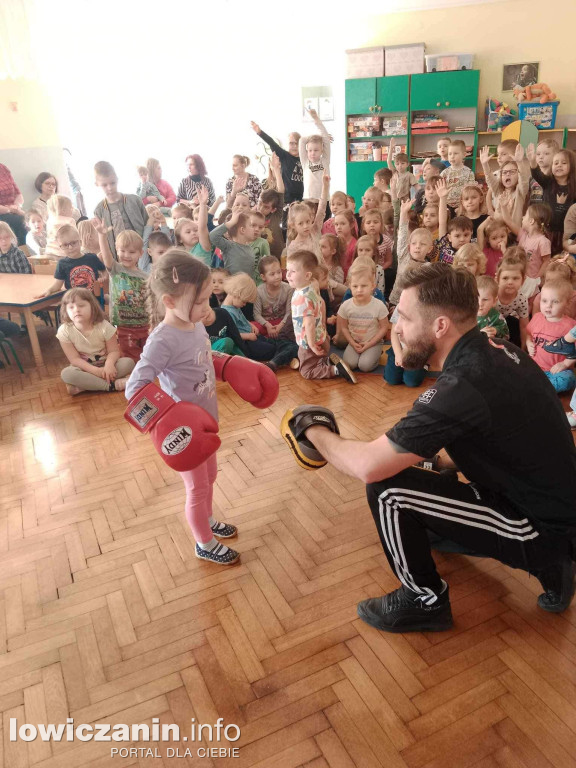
(502, 62, 539, 92)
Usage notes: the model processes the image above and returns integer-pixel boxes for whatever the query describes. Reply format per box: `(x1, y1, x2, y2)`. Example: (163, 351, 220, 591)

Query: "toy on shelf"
(485, 98, 517, 132)
(513, 83, 558, 104)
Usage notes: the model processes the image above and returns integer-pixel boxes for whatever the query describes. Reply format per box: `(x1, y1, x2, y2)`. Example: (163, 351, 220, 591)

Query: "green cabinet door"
(345, 78, 377, 114)
(376, 75, 409, 112)
(346, 162, 383, 210)
(410, 70, 480, 110)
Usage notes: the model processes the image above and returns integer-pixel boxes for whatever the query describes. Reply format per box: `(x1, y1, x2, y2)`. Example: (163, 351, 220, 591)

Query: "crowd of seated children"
(7, 120, 576, 432)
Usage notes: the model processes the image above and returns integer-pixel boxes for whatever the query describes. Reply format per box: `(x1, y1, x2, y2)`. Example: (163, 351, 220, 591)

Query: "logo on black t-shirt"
(418, 388, 437, 405)
(488, 339, 520, 364)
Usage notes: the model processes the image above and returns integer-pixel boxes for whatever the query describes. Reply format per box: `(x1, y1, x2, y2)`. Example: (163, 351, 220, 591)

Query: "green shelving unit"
(346, 75, 410, 209)
(345, 70, 480, 205)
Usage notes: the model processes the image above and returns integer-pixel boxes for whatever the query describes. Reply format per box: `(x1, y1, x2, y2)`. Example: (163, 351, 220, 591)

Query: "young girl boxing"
(124, 250, 278, 565)
(56, 287, 135, 395)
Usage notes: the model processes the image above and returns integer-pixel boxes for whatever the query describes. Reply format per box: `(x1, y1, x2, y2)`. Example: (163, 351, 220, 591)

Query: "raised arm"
(271, 153, 285, 194)
(251, 121, 289, 161)
(436, 178, 449, 238)
(309, 109, 331, 165)
(479, 145, 499, 196)
(196, 187, 213, 252)
(93, 216, 115, 269)
(499, 199, 520, 237)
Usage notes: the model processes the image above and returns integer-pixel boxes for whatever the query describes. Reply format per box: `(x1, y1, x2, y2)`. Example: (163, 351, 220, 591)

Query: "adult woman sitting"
(225, 155, 262, 209)
(144, 158, 177, 214)
(0, 164, 27, 245)
(32, 172, 80, 222)
(177, 155, 215, 207)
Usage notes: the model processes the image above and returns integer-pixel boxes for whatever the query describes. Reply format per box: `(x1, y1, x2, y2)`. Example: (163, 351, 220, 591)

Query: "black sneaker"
(211, 521, 238, 538)
(263, 361, 278, 372)
(195, 542, 240, 565)
(357, 584, 453, 633)
(543, 337, 576, 358)
(537, 558, 576, 613)
(329, 353, 357, 384)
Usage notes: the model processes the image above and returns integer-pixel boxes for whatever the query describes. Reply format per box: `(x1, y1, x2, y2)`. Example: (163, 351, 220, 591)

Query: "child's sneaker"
(289, 358, 300, 370)
(543, 337, 576, 358)
(329, 353, 357, 384)
(263, 361, 278, 372)
(65, 384, 83, 396)
(113, 377, 129, 391)
(195, 542, 240, 565)
(211, 521, 238, 538)
(567, 411, 576, 429)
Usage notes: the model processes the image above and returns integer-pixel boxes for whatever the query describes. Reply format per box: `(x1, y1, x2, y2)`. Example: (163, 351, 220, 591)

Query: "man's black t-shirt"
(387, 327, 576, 534)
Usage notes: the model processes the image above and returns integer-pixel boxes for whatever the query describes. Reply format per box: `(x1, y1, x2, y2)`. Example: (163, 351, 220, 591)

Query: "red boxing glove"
(212, 352, 279, 409)
(124, 383, 220, 472)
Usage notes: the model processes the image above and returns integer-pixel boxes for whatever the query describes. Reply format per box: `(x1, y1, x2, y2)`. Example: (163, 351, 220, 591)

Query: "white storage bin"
(346, 47, 384, 79)
(425, 53, 475, 72)
(384, 43, 425, 76)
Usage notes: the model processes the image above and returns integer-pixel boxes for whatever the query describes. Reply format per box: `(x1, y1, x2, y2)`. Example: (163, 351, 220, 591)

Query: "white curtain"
(0, 0, 37, 79)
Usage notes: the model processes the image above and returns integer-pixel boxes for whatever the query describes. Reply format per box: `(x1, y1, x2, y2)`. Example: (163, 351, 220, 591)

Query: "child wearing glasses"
(35, 224, 105, 298)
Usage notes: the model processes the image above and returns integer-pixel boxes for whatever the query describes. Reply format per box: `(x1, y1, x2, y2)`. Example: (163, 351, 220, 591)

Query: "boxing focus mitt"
(212, 352, 279, 409)
(280, 405, 339, 471)
(124, 383, 220, 472)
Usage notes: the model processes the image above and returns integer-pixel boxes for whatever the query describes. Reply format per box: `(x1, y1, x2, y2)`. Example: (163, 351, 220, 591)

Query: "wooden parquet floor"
(1, 323, 576, 768)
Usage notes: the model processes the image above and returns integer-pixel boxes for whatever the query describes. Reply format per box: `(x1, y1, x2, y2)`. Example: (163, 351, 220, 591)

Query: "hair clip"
(172, 266, 179, 284)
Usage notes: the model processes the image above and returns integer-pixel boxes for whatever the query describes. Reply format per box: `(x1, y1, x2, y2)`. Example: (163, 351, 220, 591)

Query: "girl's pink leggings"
(180, 454, 218, 544)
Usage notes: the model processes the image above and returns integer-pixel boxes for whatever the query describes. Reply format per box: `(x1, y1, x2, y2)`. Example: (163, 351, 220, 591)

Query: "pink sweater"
(143, 178, 176, 208)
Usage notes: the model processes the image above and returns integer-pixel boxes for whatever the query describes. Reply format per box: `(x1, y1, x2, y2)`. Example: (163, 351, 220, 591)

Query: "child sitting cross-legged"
(56, 287, 135, 395)
(476, 275, 509, 340)
(287, 249, 356, 383)
(221, 273, 275, 362)
(337, 259, 389, 373)
(526, 279, 576, 393)
(252, 256, 299, 372)
(203, 303, 246, 357)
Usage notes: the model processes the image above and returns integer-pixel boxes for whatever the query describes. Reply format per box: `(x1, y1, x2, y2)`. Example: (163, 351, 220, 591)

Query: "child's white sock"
(198, 537, 221, 552)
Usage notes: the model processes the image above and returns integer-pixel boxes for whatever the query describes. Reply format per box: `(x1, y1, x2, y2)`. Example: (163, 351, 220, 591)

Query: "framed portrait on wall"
(502, 62, 539, 92)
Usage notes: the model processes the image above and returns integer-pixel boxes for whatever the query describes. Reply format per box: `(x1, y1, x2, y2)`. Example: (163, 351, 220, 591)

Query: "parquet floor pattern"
(1, 323, 576, 768)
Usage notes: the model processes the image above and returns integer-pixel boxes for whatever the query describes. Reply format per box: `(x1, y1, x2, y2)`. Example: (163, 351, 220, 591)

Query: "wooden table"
(0, 275, 65, 367)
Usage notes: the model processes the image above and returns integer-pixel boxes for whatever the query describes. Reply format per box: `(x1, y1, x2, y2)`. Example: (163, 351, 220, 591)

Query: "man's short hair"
(399, 262, 478, 325)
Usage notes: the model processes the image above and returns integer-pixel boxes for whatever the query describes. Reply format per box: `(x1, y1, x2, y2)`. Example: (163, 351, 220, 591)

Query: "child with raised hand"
(209, 210, 257, 276)
(299, 109, 331, 200)
(496, 251, 529, 348)
(35, 225, 105, 297)
(0, 222, 32, 273)
(384, 301, 427, 388)
(93, 161, 147, 259)
(57, 287, 134, 395)
(126, 252, 263, 565)
(530, 138, 560, 204)
(436, 178, 473, 265)
(500, 201, 551, 295)
(136, 166, 166, 207)
(186, 186, 215, 268)
(477, 217, 509, 277)
(388, 199, 433, 307)
(287, 249, 356, 382)
(527, 144, 576, 252)
(93, 218, 149, 361)
(337, 260, 389, 373)
(25, 210, 46, 255)
(388, 138, 418, 200)
(361, 209, 393, 272)
(221, 273, 275, 361)
(476, 275, 509, 340)
(480, 144, 530, 228)
(453, 243, 486, 276)
(355, 236, 385, 294)
(252, 256, 299, 371)
(334, 209, 358, 276)
(256, 153, 285, 257)
(440, 139, 475, 210)
(526, 280, 576, 393)
(286, 175, 329, 261)
(458, 184, 487, 240)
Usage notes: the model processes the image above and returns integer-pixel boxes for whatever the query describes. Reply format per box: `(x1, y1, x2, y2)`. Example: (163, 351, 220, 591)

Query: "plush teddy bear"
(513, 83, 558, 104)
